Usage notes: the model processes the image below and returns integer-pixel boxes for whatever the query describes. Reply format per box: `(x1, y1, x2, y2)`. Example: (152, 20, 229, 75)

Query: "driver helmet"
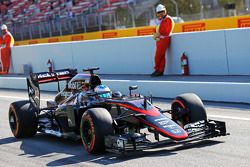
(94, 85, 112, 98)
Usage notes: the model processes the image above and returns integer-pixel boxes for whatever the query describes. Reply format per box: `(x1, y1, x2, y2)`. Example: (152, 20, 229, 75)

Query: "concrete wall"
(225, 28, 250, 75)
(11, 28, 250, 75)
(11, 37, 155, 74)
(167, 30, 229, 75)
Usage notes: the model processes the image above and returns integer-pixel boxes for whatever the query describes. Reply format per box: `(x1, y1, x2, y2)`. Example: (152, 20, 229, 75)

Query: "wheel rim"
(9, 112, 17, 132)
(172, 104, 190, 127)
(81, 120, 94, 149)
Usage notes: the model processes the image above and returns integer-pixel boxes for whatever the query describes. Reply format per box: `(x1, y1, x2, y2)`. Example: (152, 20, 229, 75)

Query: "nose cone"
(144, 114, 188, 140)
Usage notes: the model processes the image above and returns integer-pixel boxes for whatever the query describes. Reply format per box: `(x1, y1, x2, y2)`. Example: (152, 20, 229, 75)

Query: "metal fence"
(6, 0, 250, 41)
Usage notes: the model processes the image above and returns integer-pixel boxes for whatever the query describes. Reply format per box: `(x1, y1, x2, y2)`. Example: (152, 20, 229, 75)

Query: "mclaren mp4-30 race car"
(9, 68, 229, 154)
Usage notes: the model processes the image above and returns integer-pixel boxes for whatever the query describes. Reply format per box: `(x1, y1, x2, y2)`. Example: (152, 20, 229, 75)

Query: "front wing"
(104, 119, 229, 154)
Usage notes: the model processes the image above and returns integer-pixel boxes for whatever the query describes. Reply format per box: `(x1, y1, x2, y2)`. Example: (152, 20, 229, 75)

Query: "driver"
(94, 85, 112, 98)
(79, 80, 89, 92)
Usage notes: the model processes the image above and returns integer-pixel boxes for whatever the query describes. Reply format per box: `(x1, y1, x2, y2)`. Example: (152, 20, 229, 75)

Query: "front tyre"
(171, 93, 207, 127)
(9, 100, 38, 138)
(80, 108, 114, 154)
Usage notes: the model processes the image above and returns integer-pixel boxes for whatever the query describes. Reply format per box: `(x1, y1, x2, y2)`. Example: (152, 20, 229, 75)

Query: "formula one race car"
(9, 68, 229, 154)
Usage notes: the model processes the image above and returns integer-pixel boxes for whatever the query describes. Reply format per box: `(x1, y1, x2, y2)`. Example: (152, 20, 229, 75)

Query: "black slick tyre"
(171, 93, 207, 127)
(9, 100, 38, 138)
(80, 108, 114, 154)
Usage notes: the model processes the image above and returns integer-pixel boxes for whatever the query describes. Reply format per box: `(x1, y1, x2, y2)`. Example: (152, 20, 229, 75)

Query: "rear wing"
(27, 69, 77, 109)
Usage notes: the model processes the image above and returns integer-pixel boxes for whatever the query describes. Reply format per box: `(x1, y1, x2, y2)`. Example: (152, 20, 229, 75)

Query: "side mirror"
(129, 85, 138, 96)
(129, 85, 138, 91)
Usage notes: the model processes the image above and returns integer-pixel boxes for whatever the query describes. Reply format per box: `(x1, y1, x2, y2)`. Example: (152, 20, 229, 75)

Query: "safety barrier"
(14, 15, 250, 46)
(10, 27, 250, 75)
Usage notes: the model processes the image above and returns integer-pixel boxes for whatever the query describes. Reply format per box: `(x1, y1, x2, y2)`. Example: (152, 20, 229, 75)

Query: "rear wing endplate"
(27, 69, 77, 109)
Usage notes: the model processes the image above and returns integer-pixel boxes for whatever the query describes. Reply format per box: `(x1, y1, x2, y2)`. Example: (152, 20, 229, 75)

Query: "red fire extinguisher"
(181, 52, 189, 76)
(47, 59, 53, 73)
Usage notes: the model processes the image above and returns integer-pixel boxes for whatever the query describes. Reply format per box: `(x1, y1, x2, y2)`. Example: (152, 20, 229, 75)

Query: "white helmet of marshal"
(1, 24, 7, 30)
(94, 85, 112, 98)
(156, 4, 166, 13)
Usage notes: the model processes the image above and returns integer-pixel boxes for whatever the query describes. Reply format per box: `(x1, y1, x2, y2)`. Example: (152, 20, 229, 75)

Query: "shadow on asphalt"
(0, 133, 224, 166)
(0, 136, 19, 145)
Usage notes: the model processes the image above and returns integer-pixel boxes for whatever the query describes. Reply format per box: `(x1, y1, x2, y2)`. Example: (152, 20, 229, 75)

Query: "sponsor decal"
(102, 32, 118, 38)
(48, 38, 59, 43)
(154, 117, 177, 129)
(157, 120, 178, 129)
(72, 35, 84, 41)
(154, 116, 183, 135)
(171, 129, 182, 134)
(238, 18, 250, 28)
(29, 40, 38, 44)
(61, 92, 72, 97)
(163, 124, 176, 129)
(158, 120, 170, 126)
(69, 82, 82, 90)
(137, 28, 156, 36)
(154, 117, 168, 122)
(28, 85, 35, 96)
(182, 23, 206, 32)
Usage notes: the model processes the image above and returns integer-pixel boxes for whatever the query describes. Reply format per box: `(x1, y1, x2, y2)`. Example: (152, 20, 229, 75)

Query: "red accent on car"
(87, 113, 96, 153)
(108, 102, 160, 117)
(172, 99, 186, 109)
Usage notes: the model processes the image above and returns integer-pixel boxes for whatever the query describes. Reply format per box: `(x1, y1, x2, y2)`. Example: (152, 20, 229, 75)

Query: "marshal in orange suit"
(151, 4, 174, 77)
(0, 24, 14, 74)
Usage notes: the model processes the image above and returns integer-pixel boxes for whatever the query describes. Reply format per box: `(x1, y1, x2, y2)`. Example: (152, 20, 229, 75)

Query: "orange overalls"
(0, 31, 14, 73)
(154, 15, 174, 73)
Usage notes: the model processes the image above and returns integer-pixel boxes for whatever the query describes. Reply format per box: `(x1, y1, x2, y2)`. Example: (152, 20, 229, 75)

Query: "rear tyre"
(9, 100, 38, 138)
(80, 108, 114, 154)
(171, 93, 207, 127)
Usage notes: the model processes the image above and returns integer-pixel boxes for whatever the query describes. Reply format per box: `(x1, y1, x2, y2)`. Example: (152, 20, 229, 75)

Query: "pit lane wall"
(0, 77, 249, 103)
(2, 27, 250, 103)
(10, 27, 250, 75)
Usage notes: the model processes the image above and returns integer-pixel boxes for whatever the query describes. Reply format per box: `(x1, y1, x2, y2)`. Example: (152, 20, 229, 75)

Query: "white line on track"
(102, 79, 250, 85)
(3, 77, 250, 84)
(208, 115, 250, 121)
(0, 95, 249, 121)
(0, 95, 51, 101)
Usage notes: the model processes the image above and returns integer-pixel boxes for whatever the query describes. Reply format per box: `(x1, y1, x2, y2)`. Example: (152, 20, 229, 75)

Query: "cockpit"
(68, 73, 102, 91)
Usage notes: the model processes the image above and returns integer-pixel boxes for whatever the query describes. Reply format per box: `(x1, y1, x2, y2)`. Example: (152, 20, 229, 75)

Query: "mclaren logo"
(37, 71, 70, 79)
